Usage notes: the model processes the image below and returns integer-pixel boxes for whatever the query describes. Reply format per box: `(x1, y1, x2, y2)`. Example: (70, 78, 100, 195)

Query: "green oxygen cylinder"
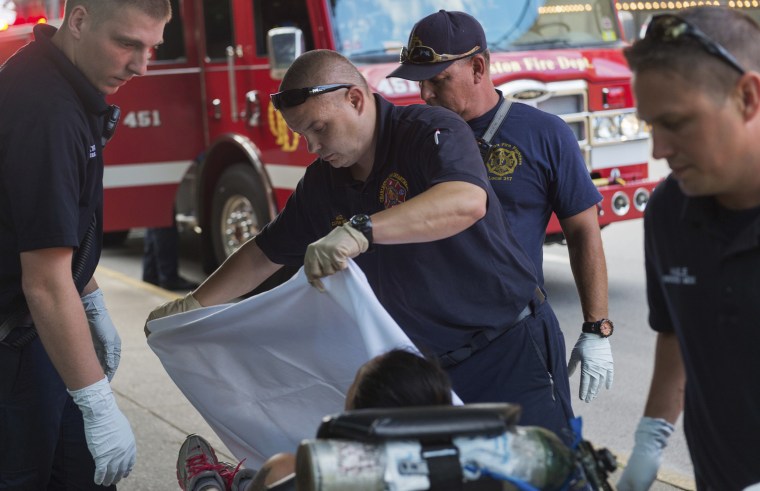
(295, 425, 575, 491)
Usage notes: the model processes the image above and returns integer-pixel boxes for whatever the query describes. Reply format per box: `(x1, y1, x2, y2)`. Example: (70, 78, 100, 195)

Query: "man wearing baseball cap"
(390, 11, 613, 413)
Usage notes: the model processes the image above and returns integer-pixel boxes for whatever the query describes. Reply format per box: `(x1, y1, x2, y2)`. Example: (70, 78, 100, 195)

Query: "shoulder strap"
(481, 98, 513, 144)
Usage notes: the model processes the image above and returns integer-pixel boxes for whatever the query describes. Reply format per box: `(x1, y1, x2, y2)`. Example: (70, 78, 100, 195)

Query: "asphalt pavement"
(98, 261, 693, 490)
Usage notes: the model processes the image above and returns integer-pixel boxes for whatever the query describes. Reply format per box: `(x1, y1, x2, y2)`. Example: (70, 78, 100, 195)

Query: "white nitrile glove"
(144, 293, 201, 337)
(68, 376, 137, 486)
(568, 332, 614, 402)
(304, 223, 368, 292)
(617, 416, 675, 491)
(81, 289, 121, 382)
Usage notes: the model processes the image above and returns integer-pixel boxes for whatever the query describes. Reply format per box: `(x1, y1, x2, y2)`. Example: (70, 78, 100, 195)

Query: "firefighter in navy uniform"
(148, 49, 579, 447)
(620, 7, 760, 490)
(0, 1, 169, 488)
(389, 10, 613, 405)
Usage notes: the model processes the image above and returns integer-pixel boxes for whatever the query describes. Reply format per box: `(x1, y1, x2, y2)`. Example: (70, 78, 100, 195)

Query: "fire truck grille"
(536, 93, 587, 142)
(537, 93, 583, 115)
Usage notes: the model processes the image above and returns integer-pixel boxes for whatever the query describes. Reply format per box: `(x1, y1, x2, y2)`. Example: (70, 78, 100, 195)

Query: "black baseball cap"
(387, 10, 486, 81)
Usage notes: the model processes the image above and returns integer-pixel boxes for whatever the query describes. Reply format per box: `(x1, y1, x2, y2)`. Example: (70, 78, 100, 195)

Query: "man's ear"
(66, 5, 89, 40)
(471, 54, 488, 84)
(738, 73, 760, 123)
(347, 86, 365, 113)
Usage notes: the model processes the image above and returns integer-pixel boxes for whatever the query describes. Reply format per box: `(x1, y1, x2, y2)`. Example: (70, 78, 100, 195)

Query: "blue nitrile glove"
(81, 288, 121, 381)
(568, 332, 614, 402)
(617, 416, 675, 491)
(68, 376, 137, 486)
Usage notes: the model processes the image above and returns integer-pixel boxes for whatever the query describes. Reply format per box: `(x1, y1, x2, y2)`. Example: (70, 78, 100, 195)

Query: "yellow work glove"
(304, 223, 369, 291)
(144, 293, 201, 337)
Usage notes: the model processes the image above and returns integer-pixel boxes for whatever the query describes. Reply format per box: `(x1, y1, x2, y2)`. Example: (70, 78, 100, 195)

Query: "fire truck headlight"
(633, 187, 650, 212)
(611, 191, 630, 216)
(619, 113, 642, 139)
(594, 116, 618, 141)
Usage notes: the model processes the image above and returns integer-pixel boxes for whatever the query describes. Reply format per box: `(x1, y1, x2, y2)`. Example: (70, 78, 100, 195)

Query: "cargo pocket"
(525, 320, 556, 402)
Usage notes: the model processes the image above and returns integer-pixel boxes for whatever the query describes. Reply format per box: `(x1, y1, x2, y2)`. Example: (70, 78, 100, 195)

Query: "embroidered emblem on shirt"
(89, 145, 97, 158)
(331, 214, 348, 228)
(486, 142, 522, 181)
(379, 172, 409, 209)
(662, 267, 697, 285)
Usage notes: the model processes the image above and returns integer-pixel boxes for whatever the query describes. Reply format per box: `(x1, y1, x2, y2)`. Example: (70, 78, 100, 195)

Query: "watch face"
(599, 320, 613, 337)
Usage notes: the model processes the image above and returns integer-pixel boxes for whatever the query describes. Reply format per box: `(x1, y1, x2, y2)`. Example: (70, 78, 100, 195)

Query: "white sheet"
(147, 261, 422, 468)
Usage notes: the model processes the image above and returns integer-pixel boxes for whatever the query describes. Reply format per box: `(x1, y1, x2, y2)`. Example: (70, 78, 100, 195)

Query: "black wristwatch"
(349, 214, 373, 245)
(582, 318, 614, 338)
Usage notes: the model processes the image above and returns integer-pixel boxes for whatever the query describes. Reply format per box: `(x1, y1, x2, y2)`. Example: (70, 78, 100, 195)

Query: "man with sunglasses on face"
(388, 10, 613, 406)
(147, 49, 581, 449)
(618, 7, 760, 491)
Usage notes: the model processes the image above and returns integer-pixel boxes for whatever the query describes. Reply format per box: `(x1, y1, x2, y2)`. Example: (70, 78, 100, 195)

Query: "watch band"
(348, 214, 373, 245)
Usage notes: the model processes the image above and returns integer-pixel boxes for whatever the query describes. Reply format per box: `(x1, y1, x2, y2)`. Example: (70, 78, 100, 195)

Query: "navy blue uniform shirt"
(256, 95, 539, 355)
(0, 24, 107, 315)
(645, 175, 760, 489)
(469, 92, 602, 285)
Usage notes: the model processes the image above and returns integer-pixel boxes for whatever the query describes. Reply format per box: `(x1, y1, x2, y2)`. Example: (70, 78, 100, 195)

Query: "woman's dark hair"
(349, 349, 453, 410)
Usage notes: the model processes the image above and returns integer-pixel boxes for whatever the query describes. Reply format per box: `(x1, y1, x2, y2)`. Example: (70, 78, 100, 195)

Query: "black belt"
(438, 287, 546, 368)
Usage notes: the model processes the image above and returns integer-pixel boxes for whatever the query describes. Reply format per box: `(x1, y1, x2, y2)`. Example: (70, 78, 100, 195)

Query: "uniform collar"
(33, 24, 109, 116)
(468, 89, 504, 130)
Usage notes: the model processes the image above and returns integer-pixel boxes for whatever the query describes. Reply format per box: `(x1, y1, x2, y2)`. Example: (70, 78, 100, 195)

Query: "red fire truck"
(616, 0, 760, 40)
(0, 0, 658, 270)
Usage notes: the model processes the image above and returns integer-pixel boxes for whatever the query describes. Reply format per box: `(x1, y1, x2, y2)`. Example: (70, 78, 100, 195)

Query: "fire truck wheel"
(210, 163, 269, 267)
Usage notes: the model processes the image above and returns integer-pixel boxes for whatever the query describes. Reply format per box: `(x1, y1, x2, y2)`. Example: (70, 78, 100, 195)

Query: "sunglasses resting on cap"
(399, 44, 481, 64)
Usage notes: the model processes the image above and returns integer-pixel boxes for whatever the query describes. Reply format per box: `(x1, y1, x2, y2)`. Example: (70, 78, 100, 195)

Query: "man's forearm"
(643, 332, 685, 424)
(563, 207, 608, 321)
(21, 248, 104, 390)
(371, 181, 487, 245)
(26, 281, 104, 390)
(193, 238, 283, 307)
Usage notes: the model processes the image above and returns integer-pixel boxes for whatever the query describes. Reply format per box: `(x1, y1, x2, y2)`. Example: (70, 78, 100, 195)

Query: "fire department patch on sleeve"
(486, 143, 522, 181)
(378, 172, 408, 209)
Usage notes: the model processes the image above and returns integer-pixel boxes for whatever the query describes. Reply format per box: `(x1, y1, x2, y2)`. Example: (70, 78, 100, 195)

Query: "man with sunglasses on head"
(147, 49, 580, 449)
(388, 10, 613, 406)
(619, 7, 760, 490)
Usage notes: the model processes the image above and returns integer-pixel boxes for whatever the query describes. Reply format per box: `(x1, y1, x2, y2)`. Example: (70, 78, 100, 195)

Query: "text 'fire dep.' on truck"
(0, 0, 660, 272)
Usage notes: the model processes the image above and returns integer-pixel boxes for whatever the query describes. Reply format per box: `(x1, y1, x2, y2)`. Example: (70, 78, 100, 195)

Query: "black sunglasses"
(270, 83, 353, 111)
(645, 14, 746, 75)
(400, 44, 480, 65)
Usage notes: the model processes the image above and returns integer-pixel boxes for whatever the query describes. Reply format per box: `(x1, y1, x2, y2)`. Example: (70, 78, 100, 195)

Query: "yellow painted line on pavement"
(96, 265, 182, 301)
